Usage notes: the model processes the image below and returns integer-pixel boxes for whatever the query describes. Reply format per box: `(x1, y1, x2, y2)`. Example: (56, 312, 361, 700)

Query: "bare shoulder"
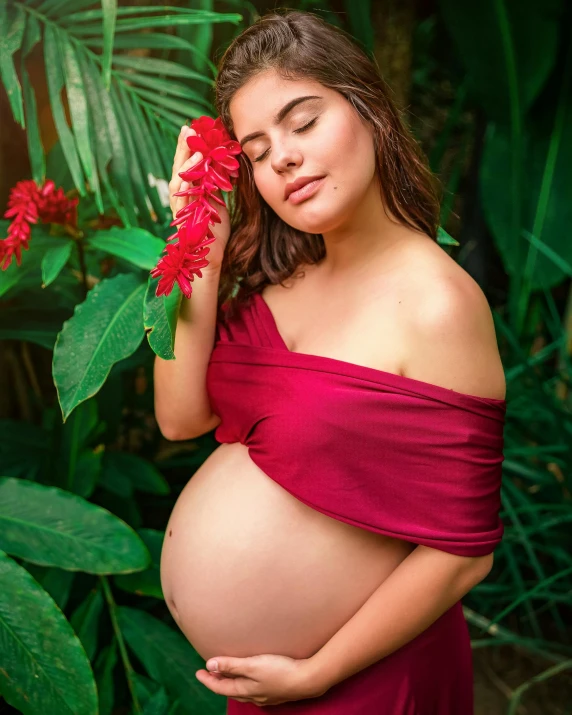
(397, 240, 506, 401)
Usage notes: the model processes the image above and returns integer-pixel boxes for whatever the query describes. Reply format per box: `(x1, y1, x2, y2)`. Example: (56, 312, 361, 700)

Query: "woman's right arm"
(154, 266, 222, 441)
(154, 124, 231, 441)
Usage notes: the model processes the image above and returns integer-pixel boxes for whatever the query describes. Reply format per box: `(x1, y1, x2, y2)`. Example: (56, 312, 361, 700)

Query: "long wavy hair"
(214, 9, 442, 320)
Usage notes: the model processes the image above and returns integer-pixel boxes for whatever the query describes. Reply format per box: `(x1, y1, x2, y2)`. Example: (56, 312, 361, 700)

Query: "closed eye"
(253, 117, 318, 163)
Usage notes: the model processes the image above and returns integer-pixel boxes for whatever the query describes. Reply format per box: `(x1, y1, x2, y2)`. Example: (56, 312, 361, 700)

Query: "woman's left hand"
(195, 653, 326, 706)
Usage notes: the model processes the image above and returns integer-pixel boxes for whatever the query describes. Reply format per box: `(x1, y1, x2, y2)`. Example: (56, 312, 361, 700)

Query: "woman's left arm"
(304, 545, 493, 694)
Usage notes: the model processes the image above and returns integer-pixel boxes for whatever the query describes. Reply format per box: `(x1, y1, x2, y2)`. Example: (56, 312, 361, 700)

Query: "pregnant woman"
(156, 9, 507, 714)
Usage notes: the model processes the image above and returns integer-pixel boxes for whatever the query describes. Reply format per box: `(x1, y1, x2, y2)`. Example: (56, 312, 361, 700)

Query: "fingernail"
(207, 660, 219, 672)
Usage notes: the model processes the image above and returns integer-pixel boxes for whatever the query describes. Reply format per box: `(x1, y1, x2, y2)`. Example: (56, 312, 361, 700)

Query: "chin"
(289, 209, 345, 235)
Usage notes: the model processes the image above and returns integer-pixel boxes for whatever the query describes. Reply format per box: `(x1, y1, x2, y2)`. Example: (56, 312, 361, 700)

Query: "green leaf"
(114, 528, 164, 599)
(73, 11, 242, 34)
(87, 228, 165, 270)
(94, 640, 118, 715)
(21, 13, 45, 184)
(0, 476, 151, 574)
(107, 82, 167, 223)
(85, 32, 217, 76)
(0, 549, 98, 715)
(144, 276, 182, 360)
(109, 81, 155, 228)
(69, 585, 104, 661)
(436, 226, 459, 246)
(117, 607, 224, 714)
(56, 397, 103, 497)
(25, 564, 76, 611)
(59, 34, 102, 212)
(141, 685, 171, 715)
(101, 0, 117, 89)
(115, 71, 212, 108)
(39, 0, 100, 17)
(42, 240, 74, 287)
(53, 273, 146, 421)
(0, 3, 26, 127)
(129, 93, 167, 193)
(145, 106, 177, 177)
(43, 25, 85, 196)
(128, 85, 206, 119)
(79, 53, 134, 226)
(111, 54, 214, 85)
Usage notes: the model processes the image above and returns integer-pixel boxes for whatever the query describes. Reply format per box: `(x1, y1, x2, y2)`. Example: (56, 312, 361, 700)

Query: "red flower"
(182, 116, 241, 193)
(150, 217, 216, 299)
(1, 179, 78, 270)
(151, 115, 242, 298)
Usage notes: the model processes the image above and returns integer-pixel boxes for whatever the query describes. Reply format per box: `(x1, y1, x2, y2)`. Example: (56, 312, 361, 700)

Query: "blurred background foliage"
(1, 0, 571, 713)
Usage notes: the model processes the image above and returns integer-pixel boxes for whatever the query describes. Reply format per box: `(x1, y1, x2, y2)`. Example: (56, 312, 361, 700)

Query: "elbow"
(156, 419, 195, 442)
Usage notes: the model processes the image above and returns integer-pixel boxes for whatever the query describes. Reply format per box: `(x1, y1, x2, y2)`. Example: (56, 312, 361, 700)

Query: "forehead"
(230, 71, 332, 133)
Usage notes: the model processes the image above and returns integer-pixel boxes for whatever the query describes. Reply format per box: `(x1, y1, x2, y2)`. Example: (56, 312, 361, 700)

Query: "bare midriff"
(160, 442, 415, 662)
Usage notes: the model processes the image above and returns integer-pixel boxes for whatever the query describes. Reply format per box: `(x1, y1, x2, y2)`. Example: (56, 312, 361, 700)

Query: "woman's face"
(229, 70, 378, 235)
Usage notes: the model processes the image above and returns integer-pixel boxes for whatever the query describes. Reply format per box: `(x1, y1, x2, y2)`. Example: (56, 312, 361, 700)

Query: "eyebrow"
(239, 95, 323, 148)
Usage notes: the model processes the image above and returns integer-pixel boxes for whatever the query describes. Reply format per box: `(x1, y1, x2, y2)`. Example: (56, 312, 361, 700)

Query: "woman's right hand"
(169, 124, 232, 272)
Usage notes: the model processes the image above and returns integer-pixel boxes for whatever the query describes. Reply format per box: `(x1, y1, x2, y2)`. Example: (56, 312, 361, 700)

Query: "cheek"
(320, 116, 375, 184)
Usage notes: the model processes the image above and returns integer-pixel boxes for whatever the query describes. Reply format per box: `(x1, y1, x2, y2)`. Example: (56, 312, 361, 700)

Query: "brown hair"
(214, 9, 442, 320)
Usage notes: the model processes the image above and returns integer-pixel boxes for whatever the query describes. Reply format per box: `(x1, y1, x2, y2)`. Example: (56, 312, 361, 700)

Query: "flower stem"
(99, 576, 142, 714)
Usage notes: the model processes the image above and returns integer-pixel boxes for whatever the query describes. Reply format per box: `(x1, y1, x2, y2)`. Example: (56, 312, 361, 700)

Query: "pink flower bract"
(1, 179, 78, 270)
(151, 116, 242, 298)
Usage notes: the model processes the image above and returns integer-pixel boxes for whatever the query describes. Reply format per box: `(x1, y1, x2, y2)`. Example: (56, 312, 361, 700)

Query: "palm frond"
(5, 1, 243, 231)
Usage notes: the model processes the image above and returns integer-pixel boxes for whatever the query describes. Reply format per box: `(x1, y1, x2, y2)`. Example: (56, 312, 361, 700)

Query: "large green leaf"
(0, 549, 98, 715)
(117, 606, 225, 714)
(0, 3, 26, 127)
(0, 476, 151, 574)
(144, 274, 183, 360)
(87, 227, 165, 270)
(53, 272, 146, 421)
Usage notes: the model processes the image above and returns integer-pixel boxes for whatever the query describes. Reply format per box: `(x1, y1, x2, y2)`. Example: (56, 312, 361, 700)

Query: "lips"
(284, 175, 326, 200)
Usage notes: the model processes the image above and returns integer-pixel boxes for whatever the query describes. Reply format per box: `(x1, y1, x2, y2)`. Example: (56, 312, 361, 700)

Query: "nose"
(271, 144, 303, 175)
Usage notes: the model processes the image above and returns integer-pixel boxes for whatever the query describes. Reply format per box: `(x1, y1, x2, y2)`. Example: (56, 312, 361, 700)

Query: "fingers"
(171, 152, 203, 218)
(172, 125, 195, 176)
(170, 124, 203, 218)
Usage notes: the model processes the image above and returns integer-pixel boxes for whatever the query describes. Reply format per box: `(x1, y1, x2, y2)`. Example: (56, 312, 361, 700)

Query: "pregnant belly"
(160, 442, 415, 662)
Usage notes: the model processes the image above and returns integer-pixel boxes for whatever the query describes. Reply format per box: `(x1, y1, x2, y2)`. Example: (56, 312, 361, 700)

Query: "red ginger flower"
(150, 217, 216, 298)
(151, 116, 242, 298)
(1, 179, 78, 270)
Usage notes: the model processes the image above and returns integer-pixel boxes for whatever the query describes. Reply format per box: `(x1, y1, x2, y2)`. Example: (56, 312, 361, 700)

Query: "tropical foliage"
(0, 0, 571, 713)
